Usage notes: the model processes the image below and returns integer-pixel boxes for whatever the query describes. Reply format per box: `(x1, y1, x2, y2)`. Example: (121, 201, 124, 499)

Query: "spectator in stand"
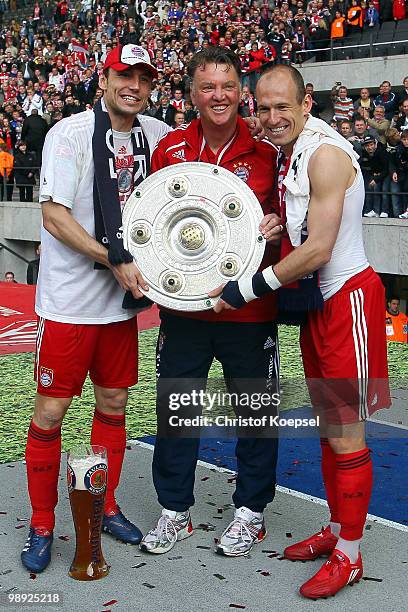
(382, 128, 401, 217)
(172, 110, 185, 128)
(184, 99, 197, 123)
(374, 81, 399, 120)
(401, 76, 408, 99)
(0, 117, 17, 152)
(0, 142, 14, 201)
(330, 11, 346, 40)
(354, 88, 375, 118)
(170, 88, 185, 111)
(349, 117, 378, 156)
(385, 298, 408, 342)
(239, 85, 257, 118)
(14, 141, 36, 203)
(360, 136, 390, 217)
(4, 271, 17, 283)
(365, 1, 380, 27)
(333, 86, 354, 122)
(305, 83, 321, 118)
(347, 0, 364, 33)
(21, 109, 48, 168)
(154, 94, 176, 126)
(364, 105, 390, 144)
(27, 243, 41, 286)
(310, 18, 329, 62)
(395, 99, 408, 132)
(389, 130, 408, 219)
(393, 0, 406, 21)
(339, 119, 354, 139)
(248, 42, 266, 91)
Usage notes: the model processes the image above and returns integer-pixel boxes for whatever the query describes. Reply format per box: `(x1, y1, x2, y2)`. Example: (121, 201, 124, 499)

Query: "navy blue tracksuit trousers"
(152, 312, 279, 513)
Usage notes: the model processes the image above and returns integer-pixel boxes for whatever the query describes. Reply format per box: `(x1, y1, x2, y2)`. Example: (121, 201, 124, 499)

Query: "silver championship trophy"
(122, 162, 266, 311)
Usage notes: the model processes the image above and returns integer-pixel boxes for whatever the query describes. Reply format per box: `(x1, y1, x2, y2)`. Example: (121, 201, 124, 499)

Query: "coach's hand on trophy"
(260, 213, 284, 244)
(111, 261, 149, 299)
(208, 284, 235, 314)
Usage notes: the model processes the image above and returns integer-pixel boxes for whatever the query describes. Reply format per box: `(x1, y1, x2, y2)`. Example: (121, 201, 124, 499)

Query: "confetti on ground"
(201, 476, 209, 481)
(103, 600, 118, 607)
(262, 550, 278, 553)
(142, 583, 155, 589)
(196, 523, 216, 532)
(213, 573, 226, 580)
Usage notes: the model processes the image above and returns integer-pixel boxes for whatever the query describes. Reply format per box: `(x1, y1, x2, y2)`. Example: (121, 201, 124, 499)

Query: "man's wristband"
(219, 267, 282, 309)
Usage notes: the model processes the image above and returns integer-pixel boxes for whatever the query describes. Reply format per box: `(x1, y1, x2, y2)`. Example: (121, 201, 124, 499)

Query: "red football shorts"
(35, 317, 138, 397)
(300, 267, 391, 424)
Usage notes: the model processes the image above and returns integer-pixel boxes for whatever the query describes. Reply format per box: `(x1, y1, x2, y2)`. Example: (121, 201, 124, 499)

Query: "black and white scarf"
(92, 98, 151, 309)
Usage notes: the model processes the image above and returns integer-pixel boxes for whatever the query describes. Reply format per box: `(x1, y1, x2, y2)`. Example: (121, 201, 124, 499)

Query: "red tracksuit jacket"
(151, 116, 279, 323)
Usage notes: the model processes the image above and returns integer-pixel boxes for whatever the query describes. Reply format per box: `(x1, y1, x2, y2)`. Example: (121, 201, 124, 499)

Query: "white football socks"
(336, 536, 361, 564)
(329, 521, 341, 538)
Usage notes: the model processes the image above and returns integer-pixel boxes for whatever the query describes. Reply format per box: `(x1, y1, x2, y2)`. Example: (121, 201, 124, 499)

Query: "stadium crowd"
(0, 0, 407, 216)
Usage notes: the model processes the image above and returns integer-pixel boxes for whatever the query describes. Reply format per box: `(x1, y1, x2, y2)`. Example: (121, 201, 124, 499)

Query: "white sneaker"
(364, 210, 379, 217)
(399, 211, 408, 219)
(139, 509, 193, 554)
(379, 212, 389, 218)
(215, 506, 267, 557)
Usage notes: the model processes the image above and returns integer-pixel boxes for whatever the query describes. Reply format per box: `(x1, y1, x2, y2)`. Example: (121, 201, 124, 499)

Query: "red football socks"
(25, 421, 61, 531)
(335, 447, 373, 540)
(90, 408, 126, 515)
(320, 438, 340, 524)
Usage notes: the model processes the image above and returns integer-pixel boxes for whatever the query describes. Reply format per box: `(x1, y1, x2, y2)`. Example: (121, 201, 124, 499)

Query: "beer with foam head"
(67, 446, 109, 581)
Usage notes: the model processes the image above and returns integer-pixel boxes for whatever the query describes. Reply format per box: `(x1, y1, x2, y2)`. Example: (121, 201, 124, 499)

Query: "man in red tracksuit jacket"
(140, 47, 282, 558)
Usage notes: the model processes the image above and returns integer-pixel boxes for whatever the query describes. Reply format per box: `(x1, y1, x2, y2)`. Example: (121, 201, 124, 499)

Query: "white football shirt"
(36, 108, 171, 324)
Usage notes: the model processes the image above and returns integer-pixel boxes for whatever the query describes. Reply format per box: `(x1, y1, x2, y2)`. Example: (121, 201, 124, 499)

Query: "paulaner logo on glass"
(168, 390, 281, 412)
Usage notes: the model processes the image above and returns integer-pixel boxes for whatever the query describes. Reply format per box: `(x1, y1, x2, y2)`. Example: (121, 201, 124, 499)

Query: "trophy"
(122, 162, 266, 310)
(67, 445, 109, 581)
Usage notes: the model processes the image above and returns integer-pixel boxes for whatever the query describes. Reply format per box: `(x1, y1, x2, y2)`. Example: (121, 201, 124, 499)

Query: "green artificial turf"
(0, 325, 406, 463)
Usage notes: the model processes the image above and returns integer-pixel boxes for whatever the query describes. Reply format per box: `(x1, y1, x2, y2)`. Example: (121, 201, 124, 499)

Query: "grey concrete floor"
(0, 443, 406, 612)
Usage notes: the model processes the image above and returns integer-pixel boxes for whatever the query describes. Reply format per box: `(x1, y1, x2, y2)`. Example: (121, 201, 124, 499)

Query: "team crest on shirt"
(233, 162, 252, 182)
(40, 366, 54, 388)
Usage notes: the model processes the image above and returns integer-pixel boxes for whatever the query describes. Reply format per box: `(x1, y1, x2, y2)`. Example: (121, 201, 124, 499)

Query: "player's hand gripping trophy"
(67, 445, 109, 580)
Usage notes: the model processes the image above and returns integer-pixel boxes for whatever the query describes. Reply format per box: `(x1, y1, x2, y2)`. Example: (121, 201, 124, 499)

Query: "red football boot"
(299, 549, 363, 599)
(284, 526, 338, 561)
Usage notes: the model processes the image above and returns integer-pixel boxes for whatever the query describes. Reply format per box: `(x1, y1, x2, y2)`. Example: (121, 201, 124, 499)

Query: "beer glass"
(67, 445, 109, 581)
